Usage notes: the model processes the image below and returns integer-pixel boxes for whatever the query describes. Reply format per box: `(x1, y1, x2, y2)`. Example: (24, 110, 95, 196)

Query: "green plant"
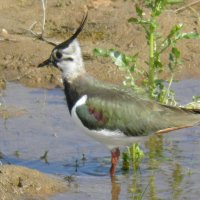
(129, 0, 200, 103)
(94, 0, 200, 105)
(122, 144, 145, 171)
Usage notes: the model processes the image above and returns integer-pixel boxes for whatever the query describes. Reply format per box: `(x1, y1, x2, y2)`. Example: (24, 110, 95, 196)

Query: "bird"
(38, 13, 200, 176)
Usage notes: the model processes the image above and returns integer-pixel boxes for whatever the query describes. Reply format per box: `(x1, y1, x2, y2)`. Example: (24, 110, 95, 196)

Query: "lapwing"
(38, 14, 200, 176)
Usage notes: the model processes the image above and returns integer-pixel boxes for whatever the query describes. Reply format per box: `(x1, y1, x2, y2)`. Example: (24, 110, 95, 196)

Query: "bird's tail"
(181, 107, 200, 114)
(182, 100, 200, 114)
(181, 107, 200, 127)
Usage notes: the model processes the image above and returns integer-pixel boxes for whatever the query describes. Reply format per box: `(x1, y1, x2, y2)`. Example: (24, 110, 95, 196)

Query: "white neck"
(61, 61, 86, 82)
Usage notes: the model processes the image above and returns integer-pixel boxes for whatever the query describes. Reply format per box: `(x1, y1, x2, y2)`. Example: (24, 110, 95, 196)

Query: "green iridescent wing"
(75, 90, 200, 137)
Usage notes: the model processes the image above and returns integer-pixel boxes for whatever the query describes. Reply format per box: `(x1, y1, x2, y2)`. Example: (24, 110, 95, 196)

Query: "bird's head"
(38, 13, 88, 81)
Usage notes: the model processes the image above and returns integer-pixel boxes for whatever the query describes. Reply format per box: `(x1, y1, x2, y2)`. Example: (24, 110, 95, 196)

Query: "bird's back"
(66, 74, 200, 137)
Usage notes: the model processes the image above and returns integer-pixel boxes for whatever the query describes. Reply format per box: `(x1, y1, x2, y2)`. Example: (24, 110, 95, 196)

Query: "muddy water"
(0, 80, 200, 200)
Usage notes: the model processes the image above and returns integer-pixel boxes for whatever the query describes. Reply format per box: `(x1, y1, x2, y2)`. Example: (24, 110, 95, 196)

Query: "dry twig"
(27, 0, 57, 46)
(175, 0, 200, 13)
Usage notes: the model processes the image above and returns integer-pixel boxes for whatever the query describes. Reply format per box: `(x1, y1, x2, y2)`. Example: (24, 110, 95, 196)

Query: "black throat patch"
(63, 79, 80, 114)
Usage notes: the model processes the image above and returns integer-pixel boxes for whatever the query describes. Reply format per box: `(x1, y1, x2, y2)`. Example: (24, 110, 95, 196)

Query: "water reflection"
(111, 176, 121, 200)
(110, 134, 186, 200)
(171, 163, 183, 200)
(145, 135, 164, 160)
(128, 173, 144, 200)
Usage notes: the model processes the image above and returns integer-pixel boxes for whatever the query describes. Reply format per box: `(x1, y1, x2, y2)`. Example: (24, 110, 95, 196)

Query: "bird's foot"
(110, 148, 120, 177)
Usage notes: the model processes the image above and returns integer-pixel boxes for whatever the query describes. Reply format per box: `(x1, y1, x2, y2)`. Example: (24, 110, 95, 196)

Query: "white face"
(51, 39, 85, 80)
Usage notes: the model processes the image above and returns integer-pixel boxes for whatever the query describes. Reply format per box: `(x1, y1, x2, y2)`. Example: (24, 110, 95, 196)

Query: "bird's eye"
(54, 50, 62, 60)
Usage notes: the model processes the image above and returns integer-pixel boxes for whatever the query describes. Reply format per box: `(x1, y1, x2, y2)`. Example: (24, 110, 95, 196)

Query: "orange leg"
(110, 148, 120, 177)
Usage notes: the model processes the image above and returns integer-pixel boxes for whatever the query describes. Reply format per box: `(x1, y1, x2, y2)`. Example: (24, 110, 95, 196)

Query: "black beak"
(38, 58, 51, 68)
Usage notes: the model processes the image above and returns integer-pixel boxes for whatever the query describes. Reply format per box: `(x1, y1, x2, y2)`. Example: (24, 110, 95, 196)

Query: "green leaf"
(129, 65, 135, 72)
(155, 79, 165, 87)
(128, 17, 150, 25)
(169, 52, 174, 62)
(167, 0, 183, 3)
(135, 4, 143, 18)
(160, 24, 184, 51)
(154, 60, 163, 69)
(175, 32, 200, 40)
(108, 51, 124, 68)
(128, 17, 139, 23)
(169, 24, 183, 36)
(172, 47, 180, 58)
(125, 54, 138, 63)
(93, 48, 108, 57)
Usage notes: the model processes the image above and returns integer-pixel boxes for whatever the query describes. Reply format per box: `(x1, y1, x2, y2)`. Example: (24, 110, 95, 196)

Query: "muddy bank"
(0, 165, 68, 200)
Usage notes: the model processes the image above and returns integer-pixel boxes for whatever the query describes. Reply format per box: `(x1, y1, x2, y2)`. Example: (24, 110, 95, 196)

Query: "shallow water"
(0, 80, 200, 199)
